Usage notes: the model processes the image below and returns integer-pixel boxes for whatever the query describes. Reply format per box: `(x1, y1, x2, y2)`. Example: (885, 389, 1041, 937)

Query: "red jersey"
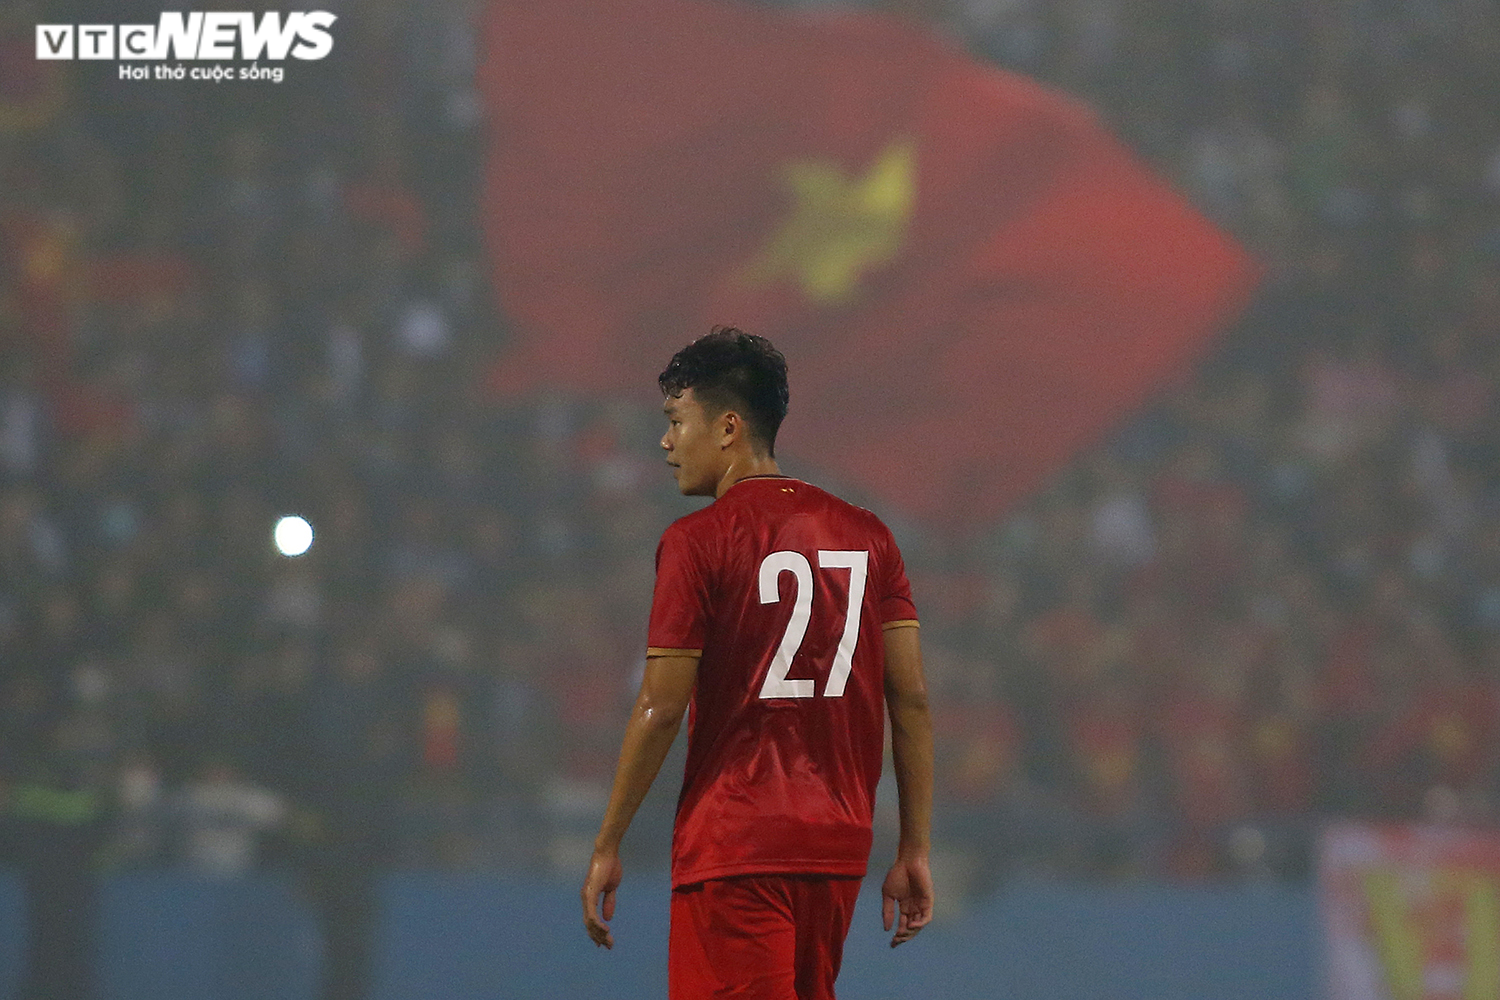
(647, 476, 918, 887)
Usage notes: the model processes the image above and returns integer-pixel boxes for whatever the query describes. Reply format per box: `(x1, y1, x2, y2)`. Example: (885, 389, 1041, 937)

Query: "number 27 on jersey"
(758, 549, 868, 700)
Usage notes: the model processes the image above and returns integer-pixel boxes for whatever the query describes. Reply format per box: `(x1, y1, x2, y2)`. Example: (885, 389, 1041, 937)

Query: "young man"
(581, 327, 935, 999)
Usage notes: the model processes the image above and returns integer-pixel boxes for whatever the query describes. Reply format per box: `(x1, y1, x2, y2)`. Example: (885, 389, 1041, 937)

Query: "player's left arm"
(582, 653, 698, 949)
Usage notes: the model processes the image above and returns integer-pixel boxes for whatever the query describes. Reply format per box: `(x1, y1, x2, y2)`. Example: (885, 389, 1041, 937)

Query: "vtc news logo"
(35, 11, 336, 83)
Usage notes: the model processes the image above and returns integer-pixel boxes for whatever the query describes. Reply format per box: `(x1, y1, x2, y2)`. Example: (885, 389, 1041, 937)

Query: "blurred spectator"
(172, 756, 287, 879)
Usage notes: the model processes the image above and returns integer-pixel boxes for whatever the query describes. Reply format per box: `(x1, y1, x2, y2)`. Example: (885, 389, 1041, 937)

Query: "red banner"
(1322, 823, 1500, 1000)
(478, 0, 1258, 529)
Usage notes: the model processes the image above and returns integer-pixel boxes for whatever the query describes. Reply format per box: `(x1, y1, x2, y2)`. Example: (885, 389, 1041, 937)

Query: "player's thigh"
(789, 876, 862, 1000)
(669, 877, 798, 1000)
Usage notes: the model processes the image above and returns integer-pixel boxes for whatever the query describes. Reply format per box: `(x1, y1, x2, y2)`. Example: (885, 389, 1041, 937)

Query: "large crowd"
(1, 0, 1499, 906)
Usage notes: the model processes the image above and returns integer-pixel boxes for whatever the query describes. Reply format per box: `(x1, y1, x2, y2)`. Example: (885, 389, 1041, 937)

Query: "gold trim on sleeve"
(881, 619, 920, 631)
(647, 647, 704, 658)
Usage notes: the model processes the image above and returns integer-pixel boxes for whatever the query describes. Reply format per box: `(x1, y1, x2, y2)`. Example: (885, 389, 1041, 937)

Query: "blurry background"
(1, 0, 1499, 997)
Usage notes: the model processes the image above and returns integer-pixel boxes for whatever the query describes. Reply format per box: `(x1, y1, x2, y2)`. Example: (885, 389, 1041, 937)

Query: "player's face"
(661, 389, 726, 496)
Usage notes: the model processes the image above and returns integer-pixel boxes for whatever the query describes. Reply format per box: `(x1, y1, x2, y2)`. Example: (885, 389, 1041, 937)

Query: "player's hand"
(881, 854, 933, 948)
(582, 849, 623, 949)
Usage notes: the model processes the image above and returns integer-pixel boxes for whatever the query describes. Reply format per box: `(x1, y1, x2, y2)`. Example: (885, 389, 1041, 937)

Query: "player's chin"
(670, 468, 705, 496)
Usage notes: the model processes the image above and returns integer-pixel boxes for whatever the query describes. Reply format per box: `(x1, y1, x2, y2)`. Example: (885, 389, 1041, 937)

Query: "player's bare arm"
(582, 653, 698, 949)
(882, 623, 935, 947)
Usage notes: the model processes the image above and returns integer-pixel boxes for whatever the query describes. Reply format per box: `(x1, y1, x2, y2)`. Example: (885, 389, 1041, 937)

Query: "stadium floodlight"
(273, 515, 314, 557)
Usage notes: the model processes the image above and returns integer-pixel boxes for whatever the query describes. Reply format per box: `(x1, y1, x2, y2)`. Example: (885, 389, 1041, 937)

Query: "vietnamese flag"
(478, 0, 1259, 530)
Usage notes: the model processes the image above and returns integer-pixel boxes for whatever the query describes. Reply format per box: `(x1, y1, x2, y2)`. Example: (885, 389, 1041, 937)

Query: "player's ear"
(718, 410, 741, 448)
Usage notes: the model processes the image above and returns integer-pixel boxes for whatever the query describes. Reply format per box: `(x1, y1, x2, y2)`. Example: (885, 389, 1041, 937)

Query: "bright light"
(274, 515, 314, 557)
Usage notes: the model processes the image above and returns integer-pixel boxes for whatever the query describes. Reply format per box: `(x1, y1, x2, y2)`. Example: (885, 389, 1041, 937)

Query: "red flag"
(478, 0, 1259, 530)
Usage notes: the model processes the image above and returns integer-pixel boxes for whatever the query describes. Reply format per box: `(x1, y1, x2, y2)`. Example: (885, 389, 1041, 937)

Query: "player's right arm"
(882, 622, 934, 947)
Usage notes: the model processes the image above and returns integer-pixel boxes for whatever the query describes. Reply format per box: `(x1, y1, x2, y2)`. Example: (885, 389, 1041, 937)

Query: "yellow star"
(738, 139, 916, 305)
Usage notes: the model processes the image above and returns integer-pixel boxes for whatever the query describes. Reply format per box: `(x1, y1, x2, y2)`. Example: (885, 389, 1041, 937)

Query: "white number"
(758, 551, 814, 698)
(817, 550, 868, 697)
(757, 549, 869, 699)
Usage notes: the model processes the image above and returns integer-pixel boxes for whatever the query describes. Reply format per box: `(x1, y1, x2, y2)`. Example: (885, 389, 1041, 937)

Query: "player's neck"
(714, 453, 782, 498)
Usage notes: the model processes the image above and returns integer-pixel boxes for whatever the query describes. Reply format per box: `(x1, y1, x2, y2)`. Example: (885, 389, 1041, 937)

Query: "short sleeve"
(646, 521, 710, 656)
(877, 523, 918, 628)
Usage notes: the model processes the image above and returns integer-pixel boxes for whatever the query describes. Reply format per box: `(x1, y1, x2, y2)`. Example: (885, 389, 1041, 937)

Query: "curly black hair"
(658, 326, 790, 456)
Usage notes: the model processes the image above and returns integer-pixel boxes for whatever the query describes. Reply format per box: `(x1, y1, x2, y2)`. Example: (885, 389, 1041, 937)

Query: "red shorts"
(669, 874, 862, 1000)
